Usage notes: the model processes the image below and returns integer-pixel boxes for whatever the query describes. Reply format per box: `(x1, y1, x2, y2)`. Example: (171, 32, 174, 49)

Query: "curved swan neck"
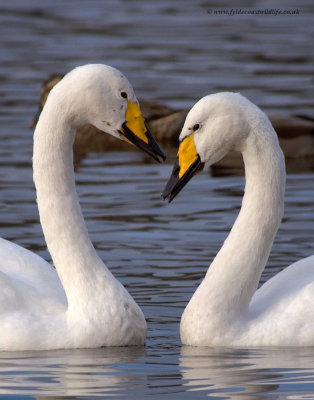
(33, 96, 110, 309)
(204, 116, 286, 318)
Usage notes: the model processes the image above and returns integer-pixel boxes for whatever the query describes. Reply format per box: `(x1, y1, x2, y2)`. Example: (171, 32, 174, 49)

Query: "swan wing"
(0, 238, 66, 314)
(250, 255, 314, 318)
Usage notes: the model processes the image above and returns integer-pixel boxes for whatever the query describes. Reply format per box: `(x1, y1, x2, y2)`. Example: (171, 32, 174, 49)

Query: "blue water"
(0, 0, 314, 398)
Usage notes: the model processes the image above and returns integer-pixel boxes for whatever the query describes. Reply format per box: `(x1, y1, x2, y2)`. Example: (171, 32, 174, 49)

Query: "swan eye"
(193, 124, 200, 131)
(121, 91, 128, 99)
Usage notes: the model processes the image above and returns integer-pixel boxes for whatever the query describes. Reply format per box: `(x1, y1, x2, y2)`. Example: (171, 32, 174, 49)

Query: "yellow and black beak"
(119, 100, 165, 163)
(162, 133, 204, 202)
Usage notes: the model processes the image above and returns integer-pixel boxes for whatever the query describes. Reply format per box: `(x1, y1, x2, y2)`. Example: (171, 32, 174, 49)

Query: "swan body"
(0, 64, 165, 351)
(163, 92, 314, 347)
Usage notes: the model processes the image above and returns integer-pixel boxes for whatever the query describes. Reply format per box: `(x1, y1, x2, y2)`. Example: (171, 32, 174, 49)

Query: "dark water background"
(0, 0, 314, 398)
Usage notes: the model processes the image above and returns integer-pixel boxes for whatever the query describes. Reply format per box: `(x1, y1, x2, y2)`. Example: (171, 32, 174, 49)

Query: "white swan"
(163, 92, 314, 347)
(0, 64, 165, 351)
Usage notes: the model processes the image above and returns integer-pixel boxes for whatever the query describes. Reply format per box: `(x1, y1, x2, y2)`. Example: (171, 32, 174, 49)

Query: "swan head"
(47, 64, 165, 163)
(163, 92, 251, 201)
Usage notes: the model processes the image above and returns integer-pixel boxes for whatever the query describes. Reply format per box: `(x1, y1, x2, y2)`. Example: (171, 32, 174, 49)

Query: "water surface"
(0, 0, 314, 398)
(0, 153, 313, 398)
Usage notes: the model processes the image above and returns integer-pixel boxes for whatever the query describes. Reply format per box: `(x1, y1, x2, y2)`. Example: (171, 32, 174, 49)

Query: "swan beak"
(162, 133, 204, 202)
(119, 100, 166, 163)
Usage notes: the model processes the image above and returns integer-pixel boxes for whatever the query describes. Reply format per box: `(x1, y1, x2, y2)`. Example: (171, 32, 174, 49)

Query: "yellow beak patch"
(178, 133, 198, 178)
(124, 100, 148, 144)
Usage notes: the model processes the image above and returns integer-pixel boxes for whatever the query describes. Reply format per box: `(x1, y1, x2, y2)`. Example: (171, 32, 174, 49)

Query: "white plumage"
(0, 64, 150, 350)
(164, 92, 314, 347)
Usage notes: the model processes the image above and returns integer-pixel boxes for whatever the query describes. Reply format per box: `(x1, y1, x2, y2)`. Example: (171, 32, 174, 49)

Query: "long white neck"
(199, 117, 286, 322)
(33, 95, 112, 310)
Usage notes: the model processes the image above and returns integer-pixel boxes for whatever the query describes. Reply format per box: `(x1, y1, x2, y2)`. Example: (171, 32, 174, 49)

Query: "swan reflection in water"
(0, 346, 146, 397)
(180, 345, 314, 398)
(1, 346, 314, 398)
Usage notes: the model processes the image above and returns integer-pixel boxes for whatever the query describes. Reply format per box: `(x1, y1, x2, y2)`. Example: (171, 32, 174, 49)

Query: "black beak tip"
(156, 150, 166, 163)
(121, 122, 166, 163)
(162, 191, 176, 203)
(162, 155, 204, 204)
(161, 191, 169, 201)
(162, 185, 174, 202)
(161, 159, 181, 202)
(165, 194, 174, 203)
(145, 127, 166, 163)
(149, 145, 166, 164)
(160, 151, 166, 162)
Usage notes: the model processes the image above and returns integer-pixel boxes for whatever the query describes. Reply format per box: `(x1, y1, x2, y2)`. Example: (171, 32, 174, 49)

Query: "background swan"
(0, 64, 165, 351)
(163, 92, 314, 347)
